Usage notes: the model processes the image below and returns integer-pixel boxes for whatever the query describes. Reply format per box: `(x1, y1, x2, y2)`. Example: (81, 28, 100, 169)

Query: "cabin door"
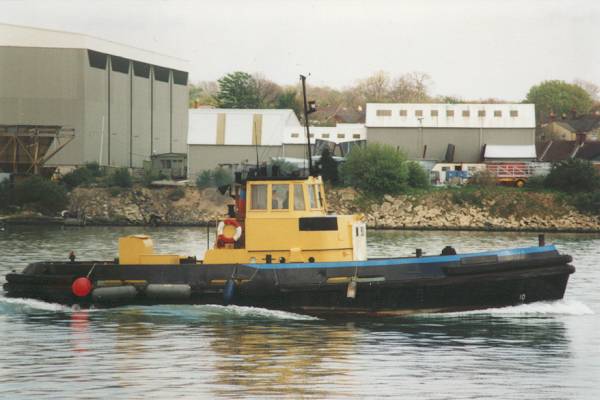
(352, 222, 367, 261)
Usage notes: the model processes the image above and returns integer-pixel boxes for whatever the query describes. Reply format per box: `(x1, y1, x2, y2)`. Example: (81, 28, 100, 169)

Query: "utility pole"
(300, 74, 315, 175)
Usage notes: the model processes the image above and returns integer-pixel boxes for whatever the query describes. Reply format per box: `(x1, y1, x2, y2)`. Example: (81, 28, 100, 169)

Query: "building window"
(88, 50, 107, 69)
(153, 66, 170, 82)
(291, 133, 300, 138)
(250, 184, 267, 210)
(494, 110, 502, 117)
(431, 110, 439, 117)
(478, 110, 486, 117)
(321, 133, 330, 139)
(376, 109, 392, 117)
(399, 109, 407, 117)
(510, 110, 519, 117)
(337, 133, 345, 139)
(415, 110, 423, 117)
(173, 69, 188, 85)
(133, 61, 150, 78)
(447, 110, 455, 117)
(352, 134, 361, 139)
(309, 134, 314, 138)
(462, 110, 470, 117)
(111, 56, 130, 73)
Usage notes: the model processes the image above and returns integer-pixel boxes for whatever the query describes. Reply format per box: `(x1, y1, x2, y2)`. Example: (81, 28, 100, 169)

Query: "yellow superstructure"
(204, 176, 367, 264)
(117, 176, 367, 266)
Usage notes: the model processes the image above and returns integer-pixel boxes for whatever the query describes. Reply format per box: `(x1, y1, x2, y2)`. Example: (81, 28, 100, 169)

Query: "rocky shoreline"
(1, 186, 600, 233)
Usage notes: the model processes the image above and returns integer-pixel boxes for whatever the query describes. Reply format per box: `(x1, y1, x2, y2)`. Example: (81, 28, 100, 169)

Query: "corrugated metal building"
(366, 103, 536, 162)
(187, 108, 367, 176)
(0, 23, 189, 169)
(187, 109, 306, 176)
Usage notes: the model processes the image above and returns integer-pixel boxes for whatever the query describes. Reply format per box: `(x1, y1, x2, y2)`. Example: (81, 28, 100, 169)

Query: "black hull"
(3, 246, 575, 317)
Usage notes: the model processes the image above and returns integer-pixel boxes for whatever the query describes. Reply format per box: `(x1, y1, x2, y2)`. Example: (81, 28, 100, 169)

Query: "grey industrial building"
(187, 109, 307, 177)
(187, 108, 366, 176)
(366, 103, 536, 163)
(0, 23, 189, 170)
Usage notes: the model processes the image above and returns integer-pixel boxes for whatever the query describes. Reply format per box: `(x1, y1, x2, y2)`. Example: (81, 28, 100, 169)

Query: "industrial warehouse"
(365, 103, 536, 163)
(0, 23, 189, 173)
(187, 108, 365, 177)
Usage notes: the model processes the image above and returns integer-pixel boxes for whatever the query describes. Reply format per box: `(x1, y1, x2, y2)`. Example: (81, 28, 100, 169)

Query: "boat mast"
(300, 74, 313, 176)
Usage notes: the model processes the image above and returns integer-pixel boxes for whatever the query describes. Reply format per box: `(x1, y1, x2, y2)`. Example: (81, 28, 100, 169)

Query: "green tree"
(276, 88, 301, 116)
(62, 162, 104, 189)
(216, 71, 260, 108)
(340, 143, 409, 196)
(545, 159, 600, 193)
(316, 147, 339, 184)
(107, 168, 132, 188)
(525, 80, 593, 120)
(406, 161, 430, 188)
(12, 176, 68, 214)
(196, 170, 213, 189)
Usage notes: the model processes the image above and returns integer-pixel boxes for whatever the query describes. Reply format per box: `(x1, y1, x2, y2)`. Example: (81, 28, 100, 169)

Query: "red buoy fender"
(72, 277, 93, 297)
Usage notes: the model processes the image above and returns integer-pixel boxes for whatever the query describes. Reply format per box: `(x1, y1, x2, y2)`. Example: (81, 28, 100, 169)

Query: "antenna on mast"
(300, 74, 317, 176)
(254, 119, 259, 170)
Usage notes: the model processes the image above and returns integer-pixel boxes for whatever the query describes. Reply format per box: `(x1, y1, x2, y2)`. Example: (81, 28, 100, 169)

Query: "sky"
(1, 0, 599, 101)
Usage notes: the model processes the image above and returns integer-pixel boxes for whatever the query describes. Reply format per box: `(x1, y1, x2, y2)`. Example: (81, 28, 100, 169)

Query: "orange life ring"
(216, 219, 242, 248)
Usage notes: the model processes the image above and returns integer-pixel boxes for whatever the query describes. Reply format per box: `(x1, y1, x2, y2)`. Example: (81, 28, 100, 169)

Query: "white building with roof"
(187, 109, 367, 176)
(284, 123, 367, 145)
(366, 103, 536, 163)
(0, 23, 189, 169)
(188, 108, 309, 176)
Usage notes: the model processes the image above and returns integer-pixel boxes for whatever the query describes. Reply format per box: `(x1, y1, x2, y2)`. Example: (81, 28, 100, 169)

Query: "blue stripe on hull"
(243, 245, 558, 270)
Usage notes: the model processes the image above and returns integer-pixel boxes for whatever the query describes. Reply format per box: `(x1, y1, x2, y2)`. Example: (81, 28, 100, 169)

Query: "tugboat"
(2, 76, 575, 316)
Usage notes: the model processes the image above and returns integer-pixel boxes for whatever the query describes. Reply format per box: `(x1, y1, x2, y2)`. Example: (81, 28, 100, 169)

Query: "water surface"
(1, 227, 598, 399)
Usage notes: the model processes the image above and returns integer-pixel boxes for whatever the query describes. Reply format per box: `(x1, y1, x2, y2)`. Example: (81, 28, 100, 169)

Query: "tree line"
(189, 71, 600, 125)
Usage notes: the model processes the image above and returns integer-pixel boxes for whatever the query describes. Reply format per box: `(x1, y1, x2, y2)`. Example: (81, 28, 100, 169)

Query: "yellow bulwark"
(204, 176, 367, 265)
(119, 235, 180, 265)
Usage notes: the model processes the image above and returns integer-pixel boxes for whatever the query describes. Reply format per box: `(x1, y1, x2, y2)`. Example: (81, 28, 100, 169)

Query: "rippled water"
(0, 226, 598, 399)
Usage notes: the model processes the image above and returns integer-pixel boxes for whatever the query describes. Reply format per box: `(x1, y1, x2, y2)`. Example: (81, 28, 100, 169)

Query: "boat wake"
(444, 299, 594, 317)
(192, 304, 320, 321)
(0, 296, 319, 321)
(0, 296, 74, 313)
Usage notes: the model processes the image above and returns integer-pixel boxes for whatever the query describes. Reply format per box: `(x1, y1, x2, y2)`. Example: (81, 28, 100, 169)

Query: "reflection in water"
(0, 227, 598, 399)
(207, 321, 356, 398)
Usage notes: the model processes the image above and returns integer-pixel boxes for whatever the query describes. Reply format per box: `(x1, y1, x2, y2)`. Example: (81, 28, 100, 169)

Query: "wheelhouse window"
(308, 185, 317, 208)
(271, 184, 289, 210)
(316, 184, 323, 208)
(294, 184, 305, 210)
(308, 184, 322, 209)
(250, 184, 267, 210)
